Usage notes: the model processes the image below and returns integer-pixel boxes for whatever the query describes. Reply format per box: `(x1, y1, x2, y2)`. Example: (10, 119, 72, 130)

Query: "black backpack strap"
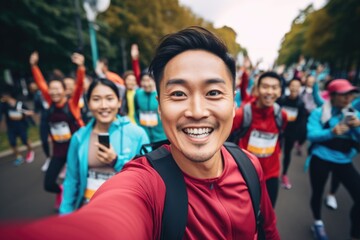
(273, 102, 283, 132)
(224, 142, 265, 240)
(227, 103, 252, 144)
(140, 139, 170, 154)
(146, 146, 188, 240)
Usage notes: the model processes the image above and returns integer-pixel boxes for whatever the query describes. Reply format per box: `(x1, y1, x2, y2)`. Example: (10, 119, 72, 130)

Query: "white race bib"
(247, 130, 278, 158)
(283, 106, 298, 122)
(84, 169, 115, 201)
(50, 121, 71, 143)
(139, 111, 158, 127)
(8, 110, 22, 120)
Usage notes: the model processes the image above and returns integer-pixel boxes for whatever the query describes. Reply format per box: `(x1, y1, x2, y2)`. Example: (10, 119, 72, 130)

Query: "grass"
(0, 125, 40, 152)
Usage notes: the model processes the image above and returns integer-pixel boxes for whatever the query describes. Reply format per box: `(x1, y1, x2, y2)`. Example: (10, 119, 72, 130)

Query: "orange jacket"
(31, 65, 85, 127)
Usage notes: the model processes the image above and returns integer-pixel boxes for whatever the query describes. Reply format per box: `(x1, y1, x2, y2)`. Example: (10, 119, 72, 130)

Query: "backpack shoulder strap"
(242, 102, 252, 131)
(146, 146, 188, 240)
(223, 142, 265, 239)
(273, 102, 283, 131)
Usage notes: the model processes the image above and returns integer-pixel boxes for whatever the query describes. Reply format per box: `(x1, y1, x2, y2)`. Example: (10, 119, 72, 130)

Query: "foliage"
(0, 0, 242, 80)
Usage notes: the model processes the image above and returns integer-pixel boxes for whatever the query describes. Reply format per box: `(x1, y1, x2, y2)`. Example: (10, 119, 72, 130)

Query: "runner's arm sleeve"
(31, 66, 52, 105)
(132, 58, 141, 86)
(1, 160, 165, 240)
(231, 106, 244, 133)
(71, 66, 85, 107)
(59, 135, 81, 214)
(312, 81, 324, 107)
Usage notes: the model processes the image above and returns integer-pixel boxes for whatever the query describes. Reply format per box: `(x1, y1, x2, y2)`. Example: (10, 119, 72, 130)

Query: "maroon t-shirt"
(48, 103, 79, 158)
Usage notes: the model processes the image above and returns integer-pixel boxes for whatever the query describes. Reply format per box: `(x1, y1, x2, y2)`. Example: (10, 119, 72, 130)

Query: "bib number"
(50, 121, 72, 143)
(283, 106, 298, 122)
(247, 130, 278, 157)
(8, 110, 22, 120)
(84, 169, 115, 201)
(139, 111, 158, 127)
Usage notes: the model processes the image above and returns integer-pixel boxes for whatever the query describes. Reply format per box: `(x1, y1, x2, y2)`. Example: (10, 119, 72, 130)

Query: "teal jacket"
(59, 115, 149, 214)
(134, 89, 167, 142)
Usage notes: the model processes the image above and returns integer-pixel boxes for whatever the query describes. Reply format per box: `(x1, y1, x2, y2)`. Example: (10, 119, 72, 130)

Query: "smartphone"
(98, 133, 110, 151)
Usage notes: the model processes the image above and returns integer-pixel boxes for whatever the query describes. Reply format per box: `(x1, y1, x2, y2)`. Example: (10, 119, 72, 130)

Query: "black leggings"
(309, 155, 360, 238)
(266, 177, 279, 208)
(330, 172, 341, 194)
(44, 156, 66, 193)
(282, 135, 297, 175)
(40, 120, 50, 157)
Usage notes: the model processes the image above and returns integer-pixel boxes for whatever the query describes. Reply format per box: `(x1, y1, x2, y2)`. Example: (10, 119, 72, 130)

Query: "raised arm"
(131, 44, 141, 86)
(70, 53, 85, 107)
(30, 52, 51, 105)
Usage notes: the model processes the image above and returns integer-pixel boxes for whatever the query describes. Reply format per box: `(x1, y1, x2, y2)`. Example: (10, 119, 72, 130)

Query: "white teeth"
(184, 128, 212, 137)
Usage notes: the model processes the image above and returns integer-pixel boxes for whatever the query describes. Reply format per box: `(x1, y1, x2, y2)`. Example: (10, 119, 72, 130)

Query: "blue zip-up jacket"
(60, 115, 150, 214)
(134, 89, 167, 143)
(307, 105, 360, 164)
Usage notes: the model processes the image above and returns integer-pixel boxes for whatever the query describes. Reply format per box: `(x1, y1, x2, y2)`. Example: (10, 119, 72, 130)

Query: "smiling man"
(2, 27, 280, 240)
(231, 72, 288, 208)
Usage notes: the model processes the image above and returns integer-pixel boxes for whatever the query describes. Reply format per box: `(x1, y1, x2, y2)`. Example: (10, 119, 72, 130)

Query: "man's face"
(257, 77, 281, 108)
(306, 76, 315, 88)
(332, 92, 355, 109)
(289, 80, 301, 98)
(159, 50, 235, 164)
(141, 75, 155, 93)
(64, 78, 75, 97)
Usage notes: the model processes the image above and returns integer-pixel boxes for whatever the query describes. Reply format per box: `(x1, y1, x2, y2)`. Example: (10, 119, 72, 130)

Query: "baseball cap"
(327, 79, 359, 94)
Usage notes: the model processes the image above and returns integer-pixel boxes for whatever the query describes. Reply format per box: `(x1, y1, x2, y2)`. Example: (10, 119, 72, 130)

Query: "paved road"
(0, 143, 358, 239)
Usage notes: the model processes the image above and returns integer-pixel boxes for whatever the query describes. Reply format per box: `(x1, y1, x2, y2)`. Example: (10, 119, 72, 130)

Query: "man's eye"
(171, 91, 186, 97)
(207, 90, 221, 96)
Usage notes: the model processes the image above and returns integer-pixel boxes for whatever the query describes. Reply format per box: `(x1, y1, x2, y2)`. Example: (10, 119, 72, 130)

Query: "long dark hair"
(86, 78, 120, 101)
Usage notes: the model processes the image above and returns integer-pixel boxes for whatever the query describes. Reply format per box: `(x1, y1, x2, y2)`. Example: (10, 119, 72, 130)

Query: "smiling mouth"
(183, 127, 213, 138)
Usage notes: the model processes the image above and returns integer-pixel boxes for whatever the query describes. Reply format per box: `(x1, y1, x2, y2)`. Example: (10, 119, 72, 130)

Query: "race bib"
(49, 121, 72, 143)
(247, 130, 278, 158)
(139, 111, 158, 127)
(8, 110, 22, 120)
(84, 169, 115, 202)
(283, 106, 298, 122)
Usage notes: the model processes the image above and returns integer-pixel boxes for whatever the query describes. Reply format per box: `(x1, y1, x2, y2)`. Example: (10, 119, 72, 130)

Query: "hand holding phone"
(98, 133, 110, 151)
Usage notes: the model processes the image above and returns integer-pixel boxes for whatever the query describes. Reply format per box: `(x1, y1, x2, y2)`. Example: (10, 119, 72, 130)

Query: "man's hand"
(332, 123, 350, 135)
(95, 142, 117, 165)
(29, 51, 39, 66)
(131, 44, 139, 60)
(71, 53, 85, 67)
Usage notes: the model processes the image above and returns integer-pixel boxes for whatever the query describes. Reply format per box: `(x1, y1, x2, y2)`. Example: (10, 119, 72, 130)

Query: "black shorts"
(7, 125, 28, 147)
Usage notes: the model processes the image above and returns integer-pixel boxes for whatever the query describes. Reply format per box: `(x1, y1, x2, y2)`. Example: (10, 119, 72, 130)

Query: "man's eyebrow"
(166, 78, 226, 87)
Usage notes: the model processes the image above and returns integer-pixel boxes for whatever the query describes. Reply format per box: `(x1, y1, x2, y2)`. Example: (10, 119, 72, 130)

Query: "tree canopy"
(0, 0, 243, 80)
(277, 0, 360, 82)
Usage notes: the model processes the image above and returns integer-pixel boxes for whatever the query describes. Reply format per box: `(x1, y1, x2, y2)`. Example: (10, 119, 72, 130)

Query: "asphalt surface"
(0, 143, 358, 239)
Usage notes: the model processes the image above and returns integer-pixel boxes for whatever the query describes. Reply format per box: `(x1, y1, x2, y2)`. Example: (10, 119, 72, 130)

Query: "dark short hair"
(287, 77, 302, 87)
(122, 70, 135, 81)
(149, 26, 236, 95)
(48, 79, 66, 90)
(257, 71, 282, 87)
(86, 78, 120, 102)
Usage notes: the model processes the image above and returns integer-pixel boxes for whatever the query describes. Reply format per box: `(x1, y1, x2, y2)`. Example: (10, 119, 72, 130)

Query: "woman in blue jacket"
(60, 78, 149, 214)
(307, 79, 360, 240)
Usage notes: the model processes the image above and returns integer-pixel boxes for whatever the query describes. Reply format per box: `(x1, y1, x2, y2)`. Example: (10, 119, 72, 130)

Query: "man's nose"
(184, 95, 210, 119)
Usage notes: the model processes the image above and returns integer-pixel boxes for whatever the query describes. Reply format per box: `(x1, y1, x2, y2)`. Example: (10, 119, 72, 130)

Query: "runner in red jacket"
(232, 72, 288, 207)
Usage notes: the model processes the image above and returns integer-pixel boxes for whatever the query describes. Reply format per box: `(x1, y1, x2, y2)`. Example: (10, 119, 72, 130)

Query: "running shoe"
(311, 222, 328, 240)
(25, 150, 35, 163)
(41, 158, 51, 172)
(13, 155, 24, 166)
(281, 175, 292, 190)
(325, 195, 338, 210)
